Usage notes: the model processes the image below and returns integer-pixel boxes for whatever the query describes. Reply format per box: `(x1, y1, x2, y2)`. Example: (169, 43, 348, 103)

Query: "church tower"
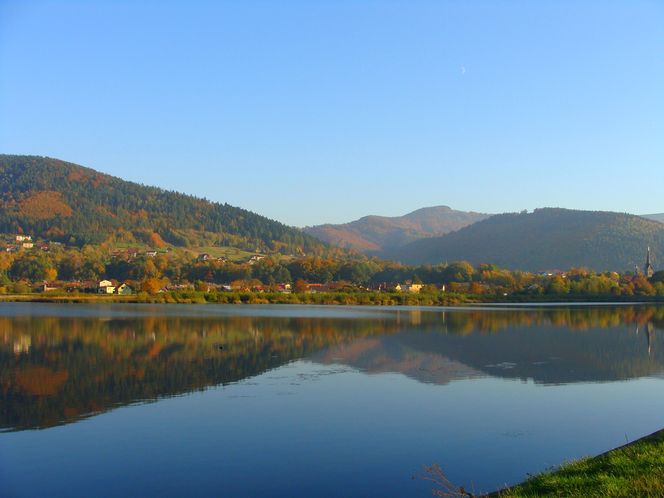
(645, 247, 655, 278)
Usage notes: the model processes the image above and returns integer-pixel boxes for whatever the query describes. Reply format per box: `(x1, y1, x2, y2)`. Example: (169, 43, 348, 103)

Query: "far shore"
(0, 291, 663, 306)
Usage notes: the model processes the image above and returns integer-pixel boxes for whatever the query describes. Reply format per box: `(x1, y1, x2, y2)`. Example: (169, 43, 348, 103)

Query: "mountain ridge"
(388, 208, 664, 272)
(304, 205, 490, 253)
(643, 214, 664, 224)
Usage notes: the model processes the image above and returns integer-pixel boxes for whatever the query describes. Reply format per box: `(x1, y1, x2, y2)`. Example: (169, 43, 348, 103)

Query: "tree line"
(1, 244, 663, 299)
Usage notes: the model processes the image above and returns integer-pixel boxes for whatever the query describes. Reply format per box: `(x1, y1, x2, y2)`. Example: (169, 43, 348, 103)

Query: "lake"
(1, 303, 664, 497)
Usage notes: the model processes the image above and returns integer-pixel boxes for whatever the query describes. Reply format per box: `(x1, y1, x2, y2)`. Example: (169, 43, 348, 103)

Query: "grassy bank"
(0, 290, 477, 305)
(488, 428, 664, 497)
(0, 290, 663, 305)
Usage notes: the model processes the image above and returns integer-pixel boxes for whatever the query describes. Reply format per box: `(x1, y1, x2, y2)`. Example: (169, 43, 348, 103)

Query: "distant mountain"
(0, 155, 326, 254)
(304, 206, 489, 254)
(643, 214, 664, 224)
(389, 208, 664, 272)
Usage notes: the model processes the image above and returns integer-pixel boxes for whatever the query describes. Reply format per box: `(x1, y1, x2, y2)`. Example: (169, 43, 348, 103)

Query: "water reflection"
(1, 304, 663, 431)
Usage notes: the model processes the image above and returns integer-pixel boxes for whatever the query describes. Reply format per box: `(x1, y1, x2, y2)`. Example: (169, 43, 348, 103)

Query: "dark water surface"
(2, 303, 664, 497)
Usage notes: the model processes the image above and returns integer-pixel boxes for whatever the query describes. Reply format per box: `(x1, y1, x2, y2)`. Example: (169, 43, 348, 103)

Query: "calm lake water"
(2, 303, 664, 497)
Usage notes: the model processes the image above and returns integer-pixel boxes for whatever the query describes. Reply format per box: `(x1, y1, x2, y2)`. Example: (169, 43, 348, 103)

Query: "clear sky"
(1, 0, 662, 227)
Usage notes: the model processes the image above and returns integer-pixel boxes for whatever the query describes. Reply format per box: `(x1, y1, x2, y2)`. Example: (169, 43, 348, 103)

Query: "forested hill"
(0, 155, 326, 254)
(304, 206, 489, 253)
(389, 208, 664, 272)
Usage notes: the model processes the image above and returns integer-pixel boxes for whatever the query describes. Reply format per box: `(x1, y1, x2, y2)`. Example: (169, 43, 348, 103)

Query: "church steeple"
(645, 247, 655, 278)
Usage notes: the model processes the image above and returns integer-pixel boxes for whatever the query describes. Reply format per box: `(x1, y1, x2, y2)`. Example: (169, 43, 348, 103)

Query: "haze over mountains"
(388, 208, 664, 272)
(304, 206, 490, 253)
(306, 206, 664, 272)
(644, 214, 664, 224)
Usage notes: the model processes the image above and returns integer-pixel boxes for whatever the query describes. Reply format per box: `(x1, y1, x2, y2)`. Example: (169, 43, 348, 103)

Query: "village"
(2, 234, 438, 296)
(2, 234, 662, 300)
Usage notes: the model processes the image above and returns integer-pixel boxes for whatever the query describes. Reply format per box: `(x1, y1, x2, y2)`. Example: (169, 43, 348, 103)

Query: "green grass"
(493, 429, 664, 497)
(106, 242, 267, 263)
(185, 246, 256, 262)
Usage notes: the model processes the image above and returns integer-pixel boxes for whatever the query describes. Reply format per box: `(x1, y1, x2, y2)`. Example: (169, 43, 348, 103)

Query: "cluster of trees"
(1, 243, 664, 299)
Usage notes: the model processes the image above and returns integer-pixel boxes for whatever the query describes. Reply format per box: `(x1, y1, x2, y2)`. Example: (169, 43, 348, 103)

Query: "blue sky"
(1, 0, 662, 226)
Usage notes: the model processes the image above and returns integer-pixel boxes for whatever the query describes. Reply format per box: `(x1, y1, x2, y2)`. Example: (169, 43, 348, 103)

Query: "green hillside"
(0, 155, 326, 255)
(390, 208, 664, 272)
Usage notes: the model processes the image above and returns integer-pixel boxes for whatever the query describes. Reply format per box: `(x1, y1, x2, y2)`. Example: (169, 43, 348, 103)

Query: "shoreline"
(485, 427, 664, 497)
(0, 291, 662, 306)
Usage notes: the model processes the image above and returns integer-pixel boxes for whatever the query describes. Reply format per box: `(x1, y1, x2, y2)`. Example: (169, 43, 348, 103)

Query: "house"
(42, 282, 59, 292)
(98, 280, 116, 294)
(198, 253, 210, 261)
(145, 251, 157, 257)
(22, 242, 34, 249)
(277, 283, 292, 293)
(166, 283, 194, 291)
(15, 235, 32, 242)
(117, 283, 133, 295)
(306, 283, 331, 293)
(248, 255, 266, 265)
(395, 283, 424, 293)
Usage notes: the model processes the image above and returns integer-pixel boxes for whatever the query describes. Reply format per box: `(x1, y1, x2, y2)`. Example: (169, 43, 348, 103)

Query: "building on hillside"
(645, 247, 655, 278)
(16, 235, 32, 242)
(198, 253, 210, 261)
(22, 242, 34, 249)
(145, 251, 158, 257)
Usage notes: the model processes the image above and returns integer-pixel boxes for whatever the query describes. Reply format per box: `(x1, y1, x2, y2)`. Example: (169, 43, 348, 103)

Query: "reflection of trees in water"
(314, 306, 664, 387)
(0, 315, 400, 431)
(434, 306, 664, 335)
(1, 305, 664, 431)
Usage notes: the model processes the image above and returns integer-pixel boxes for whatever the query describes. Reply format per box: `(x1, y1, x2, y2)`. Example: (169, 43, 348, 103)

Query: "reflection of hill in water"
(313, 322, 664, 386)
(312, 338, 484, 385)
(314, 307, 664, 386)
(0, 315, 398, 431)
(2, 305, 664, 431)
(395, 323, 664, 385)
